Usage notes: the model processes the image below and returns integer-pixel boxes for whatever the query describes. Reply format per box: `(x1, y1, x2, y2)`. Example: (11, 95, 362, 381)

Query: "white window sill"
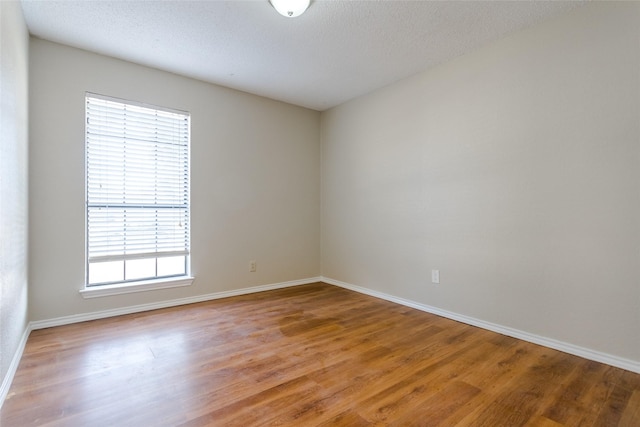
(79, 276, 194, 299)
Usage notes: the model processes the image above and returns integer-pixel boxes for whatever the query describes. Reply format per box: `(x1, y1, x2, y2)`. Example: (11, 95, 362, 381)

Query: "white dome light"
(270, 0, 310, 18)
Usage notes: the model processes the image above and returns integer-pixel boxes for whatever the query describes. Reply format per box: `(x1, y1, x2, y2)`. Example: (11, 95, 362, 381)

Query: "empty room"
(1, 0, 639, 425)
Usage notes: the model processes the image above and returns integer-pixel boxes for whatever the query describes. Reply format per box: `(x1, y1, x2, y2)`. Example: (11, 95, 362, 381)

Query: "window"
(85, 94, 190, 287)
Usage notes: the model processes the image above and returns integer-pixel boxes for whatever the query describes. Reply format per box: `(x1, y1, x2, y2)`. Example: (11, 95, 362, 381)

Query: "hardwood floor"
(2, 282, 639, 426)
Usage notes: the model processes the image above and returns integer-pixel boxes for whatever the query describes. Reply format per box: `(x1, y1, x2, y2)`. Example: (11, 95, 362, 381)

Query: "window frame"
(82, 93, 193, 296)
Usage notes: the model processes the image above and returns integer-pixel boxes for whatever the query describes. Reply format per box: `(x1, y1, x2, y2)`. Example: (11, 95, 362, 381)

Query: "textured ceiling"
(21, 0, 584, 111)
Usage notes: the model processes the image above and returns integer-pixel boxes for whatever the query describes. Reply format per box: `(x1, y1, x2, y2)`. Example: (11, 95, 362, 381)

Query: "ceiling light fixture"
(269, 0, 310, 18)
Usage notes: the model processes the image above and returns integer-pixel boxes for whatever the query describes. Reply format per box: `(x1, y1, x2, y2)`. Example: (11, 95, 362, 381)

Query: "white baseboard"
(0, 325, 31, 410)
(30, 277, 322, 330)
(321, 276, 640, 374)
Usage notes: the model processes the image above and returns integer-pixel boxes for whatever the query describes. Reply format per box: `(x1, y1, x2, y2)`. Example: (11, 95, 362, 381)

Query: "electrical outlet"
(431, 269, 440, 284)
(250, 261, 257, 272)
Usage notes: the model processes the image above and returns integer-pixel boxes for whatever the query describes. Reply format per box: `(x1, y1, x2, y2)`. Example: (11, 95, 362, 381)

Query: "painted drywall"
(0, 0, 29, 394)
(321, 2, 640, 363)
(29, 39, 320, 321)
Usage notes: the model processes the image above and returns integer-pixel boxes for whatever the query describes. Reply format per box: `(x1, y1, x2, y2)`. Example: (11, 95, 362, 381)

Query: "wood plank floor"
(2, 282, 639, 426)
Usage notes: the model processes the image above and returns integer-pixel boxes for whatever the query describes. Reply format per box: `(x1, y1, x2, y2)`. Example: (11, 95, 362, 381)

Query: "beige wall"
(29, 39, 320, 321)
(0, 1, 30, 392)
(321, 2, 640, 363)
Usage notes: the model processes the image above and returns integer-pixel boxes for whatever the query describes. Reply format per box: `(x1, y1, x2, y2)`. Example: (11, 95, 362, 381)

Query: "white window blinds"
(86, 94, 190, 285)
